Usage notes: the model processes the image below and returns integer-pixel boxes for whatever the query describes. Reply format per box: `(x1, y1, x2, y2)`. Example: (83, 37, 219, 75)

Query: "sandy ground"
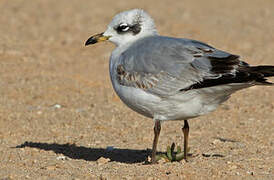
(0, 0, 273, 179)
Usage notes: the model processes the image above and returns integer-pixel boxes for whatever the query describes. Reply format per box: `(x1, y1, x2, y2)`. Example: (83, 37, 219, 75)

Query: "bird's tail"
(250, 65, 274, 85)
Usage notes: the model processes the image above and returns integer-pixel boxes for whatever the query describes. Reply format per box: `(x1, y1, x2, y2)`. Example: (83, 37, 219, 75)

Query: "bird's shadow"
(15, 141, 150, 164)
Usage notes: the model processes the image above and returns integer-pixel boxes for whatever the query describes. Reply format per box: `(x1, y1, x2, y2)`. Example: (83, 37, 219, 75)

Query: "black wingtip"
(251, 65, 274, 77)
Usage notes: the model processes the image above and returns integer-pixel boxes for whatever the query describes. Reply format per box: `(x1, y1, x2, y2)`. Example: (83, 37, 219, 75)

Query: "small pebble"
(212, 139, 221, 145)
(147, 156, 151, 163)
(247, 171, 254, 175)
(97, 157, 110, 165)
(56, 155, 68, 160)
(52, 104, 62, 109)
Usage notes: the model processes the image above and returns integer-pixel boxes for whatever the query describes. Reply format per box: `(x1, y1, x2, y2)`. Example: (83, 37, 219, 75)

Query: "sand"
(0, 0, 273, 179)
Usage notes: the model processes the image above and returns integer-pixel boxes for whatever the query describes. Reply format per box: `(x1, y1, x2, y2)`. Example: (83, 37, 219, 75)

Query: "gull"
(85, 9, 274, 163)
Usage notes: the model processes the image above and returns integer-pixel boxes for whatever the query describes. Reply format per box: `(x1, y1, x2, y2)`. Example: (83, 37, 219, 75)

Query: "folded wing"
(116, 36, 271, 97)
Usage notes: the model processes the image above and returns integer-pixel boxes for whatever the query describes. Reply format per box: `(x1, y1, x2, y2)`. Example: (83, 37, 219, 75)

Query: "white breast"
(109, 51, 160, 118)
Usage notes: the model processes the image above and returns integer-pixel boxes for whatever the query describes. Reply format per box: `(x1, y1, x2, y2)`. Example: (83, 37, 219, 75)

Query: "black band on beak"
(85, 33, 110, 46)
(85, 35, 99, 46)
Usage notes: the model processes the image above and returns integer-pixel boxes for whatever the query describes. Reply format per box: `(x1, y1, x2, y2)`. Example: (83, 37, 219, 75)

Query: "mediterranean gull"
(85, 9, 274, 163)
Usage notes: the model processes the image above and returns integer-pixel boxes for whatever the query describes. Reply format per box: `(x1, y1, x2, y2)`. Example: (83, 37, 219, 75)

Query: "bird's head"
(85, 9, 158, 47)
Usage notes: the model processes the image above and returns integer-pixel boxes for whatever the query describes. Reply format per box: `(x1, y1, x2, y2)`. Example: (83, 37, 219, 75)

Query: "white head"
(85, 9, 158, 47)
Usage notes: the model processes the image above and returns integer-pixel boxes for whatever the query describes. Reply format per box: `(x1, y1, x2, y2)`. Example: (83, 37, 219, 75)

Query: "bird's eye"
(117, 23, 130, 32)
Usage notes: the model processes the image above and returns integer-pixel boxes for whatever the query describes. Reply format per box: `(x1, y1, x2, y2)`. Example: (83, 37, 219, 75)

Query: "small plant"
(156, 143, 189, 162)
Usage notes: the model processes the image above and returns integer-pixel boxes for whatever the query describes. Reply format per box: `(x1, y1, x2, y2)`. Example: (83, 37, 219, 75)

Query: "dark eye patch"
(130, 24, 141, 35)
(115, 23, 141, 35)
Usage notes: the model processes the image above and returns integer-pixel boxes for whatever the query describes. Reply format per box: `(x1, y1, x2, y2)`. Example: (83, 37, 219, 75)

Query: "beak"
(85, 32, 110, 46)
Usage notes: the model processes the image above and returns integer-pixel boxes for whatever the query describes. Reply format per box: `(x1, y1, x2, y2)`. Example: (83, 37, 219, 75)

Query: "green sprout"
(156, 143, 190, 162)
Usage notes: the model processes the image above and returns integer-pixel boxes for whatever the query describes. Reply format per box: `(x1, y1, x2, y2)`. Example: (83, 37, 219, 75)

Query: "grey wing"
(116, 36, 251, 97)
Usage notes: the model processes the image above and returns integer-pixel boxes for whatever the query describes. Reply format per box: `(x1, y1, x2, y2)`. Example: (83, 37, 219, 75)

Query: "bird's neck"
(117, 32, 158, 49)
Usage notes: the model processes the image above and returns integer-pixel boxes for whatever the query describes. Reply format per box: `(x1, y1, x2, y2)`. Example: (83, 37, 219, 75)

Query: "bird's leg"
(151, 120, 161, 164)
(182, 120, 189, 161)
